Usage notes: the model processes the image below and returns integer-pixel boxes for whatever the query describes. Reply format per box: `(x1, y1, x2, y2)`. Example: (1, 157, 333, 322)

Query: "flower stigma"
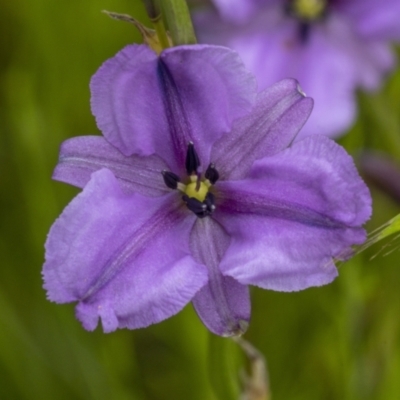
(161, 143, 219, 218)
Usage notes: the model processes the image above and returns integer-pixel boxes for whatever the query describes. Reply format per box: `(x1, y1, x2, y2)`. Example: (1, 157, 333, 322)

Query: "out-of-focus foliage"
(0, 0, 399, 399)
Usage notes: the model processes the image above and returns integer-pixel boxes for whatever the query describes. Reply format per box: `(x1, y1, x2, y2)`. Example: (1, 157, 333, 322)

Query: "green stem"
(142, 0, 159, 18)
(207, 333, 240, 400)
(153, 15, 170, 49)
(142, 0, 170, 49)
(160, 0, 197, 45)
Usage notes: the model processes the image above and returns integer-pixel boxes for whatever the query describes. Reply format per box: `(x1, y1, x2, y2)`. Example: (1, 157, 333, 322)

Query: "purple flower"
(195, 0, 400, 138)
(43, 44, 371, 336)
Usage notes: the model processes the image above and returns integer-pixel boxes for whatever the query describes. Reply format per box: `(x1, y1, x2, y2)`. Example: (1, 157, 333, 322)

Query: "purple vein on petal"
(190, 218, 250, 336)
(79, 202, 185, 302)
(217, 188, 347, 229)
(57, 154, 167, 194)
(193, 219, 232, 324)
(53, 136, 169, 196)
(212, 79, 312, 180)
(157, 59, 194, 168)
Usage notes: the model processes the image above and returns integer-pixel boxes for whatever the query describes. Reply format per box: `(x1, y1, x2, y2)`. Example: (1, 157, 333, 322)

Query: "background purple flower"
(43, 44, 371, 336)
(195, 0, 400, 139)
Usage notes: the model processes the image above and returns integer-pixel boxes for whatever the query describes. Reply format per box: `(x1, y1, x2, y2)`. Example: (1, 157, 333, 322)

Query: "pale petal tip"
(221, 319, 249, 337)
(296, 83, 307, 97)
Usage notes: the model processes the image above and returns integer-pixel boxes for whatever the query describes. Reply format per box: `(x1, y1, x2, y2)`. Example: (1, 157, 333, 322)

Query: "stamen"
(182, 191, 216, 218)
(185, 142, 200, 175)
(161, 170, 181, 189)
(164, 143, 217, 218)
(204, 192, 216, 212)
(182, 195, 207, 216)
(205, 163, 220, 185)
(177, 183, 186, 192)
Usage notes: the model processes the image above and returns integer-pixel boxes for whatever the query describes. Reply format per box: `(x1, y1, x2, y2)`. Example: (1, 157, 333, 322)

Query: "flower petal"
(215, 136, 371, 291)
(90, 45, 158, 156)
(212, 0, 268, 23)
(288, 17, 394, 137)
(43, 169, 207, 332)
(337, 0, 400, 40)
(90, 44, 256, 172)
(53, 136, 169, 196)
(190, 218, 250, 336)
(211, 78, 313, 180)
(196, 6, 395, 139)
(160, 45, 256, 169)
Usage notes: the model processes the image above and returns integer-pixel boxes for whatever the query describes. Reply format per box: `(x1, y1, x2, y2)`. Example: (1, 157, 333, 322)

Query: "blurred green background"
(1, 1, 400, 399)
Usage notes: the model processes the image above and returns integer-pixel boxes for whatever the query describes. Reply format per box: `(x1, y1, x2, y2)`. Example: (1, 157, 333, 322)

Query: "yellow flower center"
(184, 180, 210, 202)
(292, 0, 327, 20)
(162, 143, 219, 218)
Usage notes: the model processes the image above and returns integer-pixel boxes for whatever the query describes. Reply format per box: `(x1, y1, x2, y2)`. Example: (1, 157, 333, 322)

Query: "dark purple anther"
(205, 163, 220, 184)
(185, 142, 201, 175)
(161, 170, 181, 189)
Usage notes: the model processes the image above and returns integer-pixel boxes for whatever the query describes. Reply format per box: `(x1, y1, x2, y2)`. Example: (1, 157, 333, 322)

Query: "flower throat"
(161, 142, 219, 218)
(289, 0, 328, 21)
(286, 0, 329, 43)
